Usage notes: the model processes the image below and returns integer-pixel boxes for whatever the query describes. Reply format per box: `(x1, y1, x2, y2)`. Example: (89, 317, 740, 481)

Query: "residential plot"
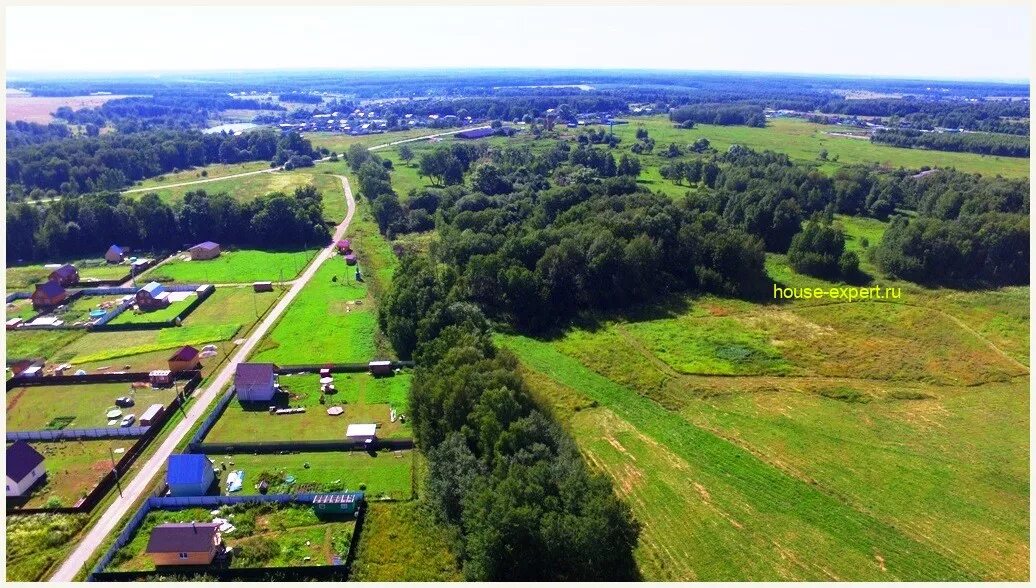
(206, 373, 411, 442)
(211, 450, 413, 499)
(141, 249, 317, 284)
(250, 256, 376, 365)
(349, 501, 462, 581)
(109, 503, 356, 572)
(8, 440, 132, 509)
(7, 259, 132, 291)
(6, 382, 179, 431)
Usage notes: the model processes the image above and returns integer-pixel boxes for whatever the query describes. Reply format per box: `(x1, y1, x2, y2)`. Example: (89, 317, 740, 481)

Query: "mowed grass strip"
(212, 450, 413, 500)
(206, 373, 410, 442)
(66, 324, 241, 364)
(251, 255, 376, 364)
(7, 382, 178, 431)
(142, 249, 318, 284)
(500, 334, 973, 581)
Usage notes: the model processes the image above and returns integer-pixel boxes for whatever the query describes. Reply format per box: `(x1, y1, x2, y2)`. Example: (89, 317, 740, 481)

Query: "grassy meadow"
(128, 161, 271, 190)
(6, 513, 91, 581)
(497, 239, 1030, 581)
(141, 248, 318, 284)
(349, 501, 463, 581)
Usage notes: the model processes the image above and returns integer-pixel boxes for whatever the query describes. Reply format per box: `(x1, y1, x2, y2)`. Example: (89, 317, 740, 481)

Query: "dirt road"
(50, 176, 355, 581)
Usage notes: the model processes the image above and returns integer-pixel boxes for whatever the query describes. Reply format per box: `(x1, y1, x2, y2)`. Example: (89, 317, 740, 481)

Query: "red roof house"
(48, 264, 79, 286)
(32, 280, 68, 309)
(168, 345, 201, 371)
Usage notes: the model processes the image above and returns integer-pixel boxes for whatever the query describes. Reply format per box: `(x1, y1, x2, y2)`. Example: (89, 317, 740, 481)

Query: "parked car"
(120, 414, 136, 427)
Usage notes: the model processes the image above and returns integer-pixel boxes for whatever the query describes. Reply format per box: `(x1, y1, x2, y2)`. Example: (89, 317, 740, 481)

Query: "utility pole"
(109, 445, 123, 497)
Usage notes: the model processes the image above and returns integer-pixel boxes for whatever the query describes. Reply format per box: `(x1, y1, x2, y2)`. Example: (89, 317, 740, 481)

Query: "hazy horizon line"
(6, 66, 1030, 87)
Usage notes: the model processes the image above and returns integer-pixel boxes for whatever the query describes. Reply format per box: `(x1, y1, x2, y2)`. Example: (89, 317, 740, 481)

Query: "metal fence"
(7, 427, 149, 442)
(7, 369, 200, 388)
(188, 389, 236, 446)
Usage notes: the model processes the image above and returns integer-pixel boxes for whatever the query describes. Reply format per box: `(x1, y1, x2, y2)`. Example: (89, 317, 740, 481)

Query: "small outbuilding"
(140, 403, 166, 426)
(344, 253, 357, 266)
(105, 245, 125, 263)
(146, 523, 222, 566)
(336, 239, 352, 254)
(32, 280, 68, 309)
(166, 454, 215, 496)
(346, 423, 377, 443)
(313, 492, 364, 517)
(234, 362, 278, 402)
(6, 441, 46, 497)
(368, 360, 393, 376)
(149, 369, 173, 387)
(253, 281, 273, 293)
(189, 241, 221, 261)
(168, 345, 201, 371)
(49, 264, 79, 287)
(136, 281, 171, 310)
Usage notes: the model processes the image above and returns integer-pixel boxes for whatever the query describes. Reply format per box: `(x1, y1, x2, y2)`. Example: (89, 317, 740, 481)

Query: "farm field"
(6, 382, 178, 431)
(205, 372, 412, 442)
(141, 249, 317, 284)
(250, 255, 377, 364)
(109, 503, 356, 572)
(499, 259, 1030, 580)
(128, 161, 271, 190)
(6, 92, 137, 123)
(9, 440, 131, 509)
(613, 117, 1029, 178)
(349, 501, 462, 581)
(212, 450, 413, 500)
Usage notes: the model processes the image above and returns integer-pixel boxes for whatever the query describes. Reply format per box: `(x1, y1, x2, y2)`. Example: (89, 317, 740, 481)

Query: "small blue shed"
(166, 454, 215, 496)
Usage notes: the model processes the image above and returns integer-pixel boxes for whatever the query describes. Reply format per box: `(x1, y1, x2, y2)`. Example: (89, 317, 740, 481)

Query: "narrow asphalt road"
(51, 175, 356, 581)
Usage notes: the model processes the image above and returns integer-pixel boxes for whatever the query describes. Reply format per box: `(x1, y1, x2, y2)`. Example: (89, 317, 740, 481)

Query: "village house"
(136, 281, 171, 310)
(166, 454, 215, 496)
(146, 523, 223, 566)
(234, 362, 278, 402)
(168, 345, 201, 371)
(105, 244, 126, 263)
(32, 280, 68, 309)
(7, 441, 46, 497)
(48, 264, 79, 286)
(189, 241, 221, 261)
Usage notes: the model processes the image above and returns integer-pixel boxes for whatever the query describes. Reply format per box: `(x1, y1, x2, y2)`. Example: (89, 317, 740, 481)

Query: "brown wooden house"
(168, 345, 201, 371)
(48, 264, 79, 286)
(31, 281, 68, 309)
(145, 523, 222, 567)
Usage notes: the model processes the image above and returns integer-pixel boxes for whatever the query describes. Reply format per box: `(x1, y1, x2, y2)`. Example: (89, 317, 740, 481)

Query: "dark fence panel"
(91, 564, 352, 582)
(7, 369, 200, 388)
(189, 438, 415, 454)
(188, 389, 235, 446)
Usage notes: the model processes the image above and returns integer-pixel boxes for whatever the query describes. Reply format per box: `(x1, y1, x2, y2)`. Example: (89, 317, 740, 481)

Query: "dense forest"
(6, 129, 317, 197)
(870, 128, 1029, 157)
(6, 186, 329, 263)
(669, 103, 767, 127)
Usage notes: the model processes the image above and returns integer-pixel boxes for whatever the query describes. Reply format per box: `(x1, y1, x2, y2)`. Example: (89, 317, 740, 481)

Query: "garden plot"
(205, 372, 412, 443)
(209, 450, 412, 500)
(107, 292, 197, 326)
(141, 249, 318, 284)
(109, 503, 356, 572)
(6, 382, 179, 432)
(9, 440, 131, 509)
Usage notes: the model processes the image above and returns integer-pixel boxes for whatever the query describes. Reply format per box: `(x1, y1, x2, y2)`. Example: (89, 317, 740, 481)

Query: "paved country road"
(50, 175, 356, 581)
(119, 125, 491, 194)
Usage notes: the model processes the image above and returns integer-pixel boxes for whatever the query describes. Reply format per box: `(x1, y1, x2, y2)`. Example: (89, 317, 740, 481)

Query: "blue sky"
(5, 5, 1031, 81)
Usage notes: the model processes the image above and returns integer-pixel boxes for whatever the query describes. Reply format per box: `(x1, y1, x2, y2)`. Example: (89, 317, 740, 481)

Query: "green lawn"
(7, 382, 178, 431)
(107, 296, 196, 325)
(213, 450, 413, 499)
(141, 249, 318, 284)
(8, 440, 132, 509)
(615, 117, 1029, 178)
(206, 373, 411, 442)
(251, 255, 377, 364)
(110, 503, 356, 572)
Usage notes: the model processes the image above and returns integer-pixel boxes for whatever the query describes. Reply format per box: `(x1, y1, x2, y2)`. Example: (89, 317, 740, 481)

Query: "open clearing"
(141, 249, 318, 284)
(6, 93, 137, 123)
(7, 382, 178, 431)
(129, 161, 271, 190)
(205, 372, 412, 442)
(210, 450, 413, 500)
(109, 503, 355, 572)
